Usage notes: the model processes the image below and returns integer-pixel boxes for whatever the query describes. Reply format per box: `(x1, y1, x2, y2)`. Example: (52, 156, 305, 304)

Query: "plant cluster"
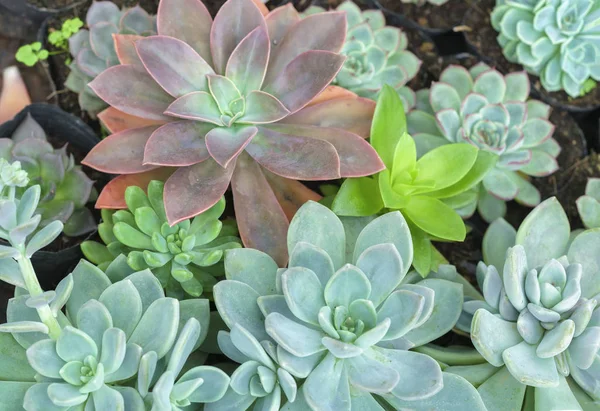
(492, 0, 600, 97)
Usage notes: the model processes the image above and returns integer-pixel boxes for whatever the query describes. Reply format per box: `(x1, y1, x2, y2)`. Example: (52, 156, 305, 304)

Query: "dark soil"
(463, 0, 600, 112)
(376, 0, 473, 31)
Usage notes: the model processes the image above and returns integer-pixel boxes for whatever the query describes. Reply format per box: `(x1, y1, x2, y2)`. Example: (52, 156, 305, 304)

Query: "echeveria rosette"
(65, 1, 157, 116)
(81, 180, 242, 298)
(407, 63, 560, 223)
(0, 258, 229, 410)
(303, 1, 421, 101)
(212, 200, 486, 410)
(82, 0, 384, 266)
(332, 85, 497, 275)
(491, 0, 600, 98)
(577, 178, 600, 229)
(454, 197, 600, 410)
(1, 114, 96, 237)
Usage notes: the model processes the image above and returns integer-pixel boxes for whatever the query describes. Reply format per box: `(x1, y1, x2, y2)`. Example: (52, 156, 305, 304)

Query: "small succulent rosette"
(456, 197, 600, 410)
(303, 1, 421, 101)
(0, 258, 230, 410)
(1, 114, 96, 237)
(211, 201, 486, 410)
(65, 1, 156, 116)
(491, 0, 600, 98)
(577, 177, 600, 229)
(81, 180, 242, 298)
(407, 63, 560, 222)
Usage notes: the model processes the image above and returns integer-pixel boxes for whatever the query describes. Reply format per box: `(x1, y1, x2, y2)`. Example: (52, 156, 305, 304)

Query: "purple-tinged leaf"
(164, 159, 235, 225)
(265, 12, 346, 85)
(246, 127, 340, 180)
(164, 92, 222, 125)
(265, 124, 384, 177)
(282, 96, 375, 138)
(69, 30, 90, 57)
(87, 1, 120, 26)
(239, 91, 289, 124)
(157, 0, 213, 65)
(263, 170, 321, 221)
(136, 35, 214, 98)
(83, 126, 160, 174)
(120, 6, 154, 33)
(225, 26, 270, 95)
(205, 126, 258, 168)
(114, 34, 144, 66)
(77, 48, 107, 77)
(96, 168, 175, 209)
(144, 121, 212, 166)
(210, 0, 268, 75)
(264, 51, 345, 113)
(89, 22, 119, 61)
(97, 107, 166, 134)
(232, 153, 289, 266)
(265, 4, 300, 50)
(89, 65, 173, 121)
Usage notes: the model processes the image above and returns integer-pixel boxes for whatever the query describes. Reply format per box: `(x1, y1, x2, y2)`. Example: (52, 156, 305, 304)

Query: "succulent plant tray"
(0, 0, 599, 410)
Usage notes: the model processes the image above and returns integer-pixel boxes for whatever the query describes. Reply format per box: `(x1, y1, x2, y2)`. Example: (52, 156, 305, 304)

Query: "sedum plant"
(332, 85, 497, 275)
(0, 170, 230, 409)
(212, 200, 486, 410)
(1, 114, 96, 237)
(449, 197, 600, 410)
(577, 177, 600, 229)
(407, 63, 560, 222)
(82, 0, 384, 266)
(491, 0, 600, 98)
(81, 180, 242, 298)
(65, 1, 156, 116)
(303, 1, 421, 100)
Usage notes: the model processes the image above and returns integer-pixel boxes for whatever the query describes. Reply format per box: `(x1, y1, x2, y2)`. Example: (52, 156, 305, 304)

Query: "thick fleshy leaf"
(567, 230, 600, 300)
(95, 168, 175, 209)
(263, 171, 321, 220)
(246, 127, 340, 180)
(97, 107, 166, 134)
(226, 27, 270, 95)
(482, 218, 516, 271)
(83, 126, 159, 174)
(144, 121, 211, 166)
(265, 313, 325, 357)
(136, 35, 214, 98)
(129, 298, 179, 358)
(114, 34, 144, 66)
(224, 248, 278, 295)
(26, 340, 64, 378)
(239, 91, 290, 124)
(377, 290, 424, 340)
(302, 353, 350, 411)
(210, 0, 268, 74)
(164, 159, 234, 225)
(89, 65, 173, 121)
(164, 91, 223, 125)
(502, 341, 559, 386)
(324, 264, 371, 308)
(282, 267, 325, 325)
(471, 309, 522, 367)
(205, 126, 258, 168)
(347, 353, 399, 393)
(403, 196, 466, 241)
(264, 51, 345, 113)
(356, 244, 404, 307)
(231, 153, 289, 266)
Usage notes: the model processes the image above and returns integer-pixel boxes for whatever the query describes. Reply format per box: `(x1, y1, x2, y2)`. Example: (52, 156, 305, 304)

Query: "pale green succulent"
(0, 158, 29, 190)
(408, 63, 560, 222)
(450, 197, 600, 410)
(491, 0, 600, 98)
(212, 201, 486, 410)
(577, 178, 600, 229)
(303, 1, 421, 100)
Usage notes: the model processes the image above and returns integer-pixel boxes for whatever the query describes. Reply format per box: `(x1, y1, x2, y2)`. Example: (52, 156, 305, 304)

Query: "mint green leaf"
(403, 196, 466, 241)
(391, 132, 417, 182)
(409, 224, 432, 276)
(332, 177, 383, 217)
(371, 85, 407, 169)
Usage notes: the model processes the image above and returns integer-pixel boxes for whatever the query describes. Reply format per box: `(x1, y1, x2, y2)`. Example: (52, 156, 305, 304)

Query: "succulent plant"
(407, 63, 560, 222)
(332, 85, 497, 274)
(303, 1, 421, 100)
(212, 200, 486, 410)
(0, 114, 96, 237)
(491, 0, 600, 98)
(451, 197, 600, 410)
(81, 180, 241, 298)
(83, 0, 384, 266)
(65, 1, 157, 116)
(577, 178, 600, 229)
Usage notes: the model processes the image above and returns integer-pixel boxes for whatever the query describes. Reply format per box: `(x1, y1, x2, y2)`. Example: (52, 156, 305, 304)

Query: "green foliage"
(332, 85, 497, 275)
(15, 18, 82, 67)
(15, 43, 48, 67)
(48, 18, 84, 51)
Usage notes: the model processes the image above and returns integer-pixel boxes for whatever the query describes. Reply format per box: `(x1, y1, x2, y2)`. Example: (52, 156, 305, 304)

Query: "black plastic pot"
(0, 103, 101, 289)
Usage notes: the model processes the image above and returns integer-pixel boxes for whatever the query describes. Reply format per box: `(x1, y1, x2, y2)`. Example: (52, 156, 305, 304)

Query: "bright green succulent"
(577, 178, 600, 229)
(332, 84, 497, 275)
(81, 180, 241, 298)
(212, 200, 486, 410)
(491, 0, 600, 98)
(303, 1, 421, 100)
(407, 63, 560, 223)
(0, 114, 96, 237)
(65, 1, 156, 116)
(447, 197, 600, 410)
